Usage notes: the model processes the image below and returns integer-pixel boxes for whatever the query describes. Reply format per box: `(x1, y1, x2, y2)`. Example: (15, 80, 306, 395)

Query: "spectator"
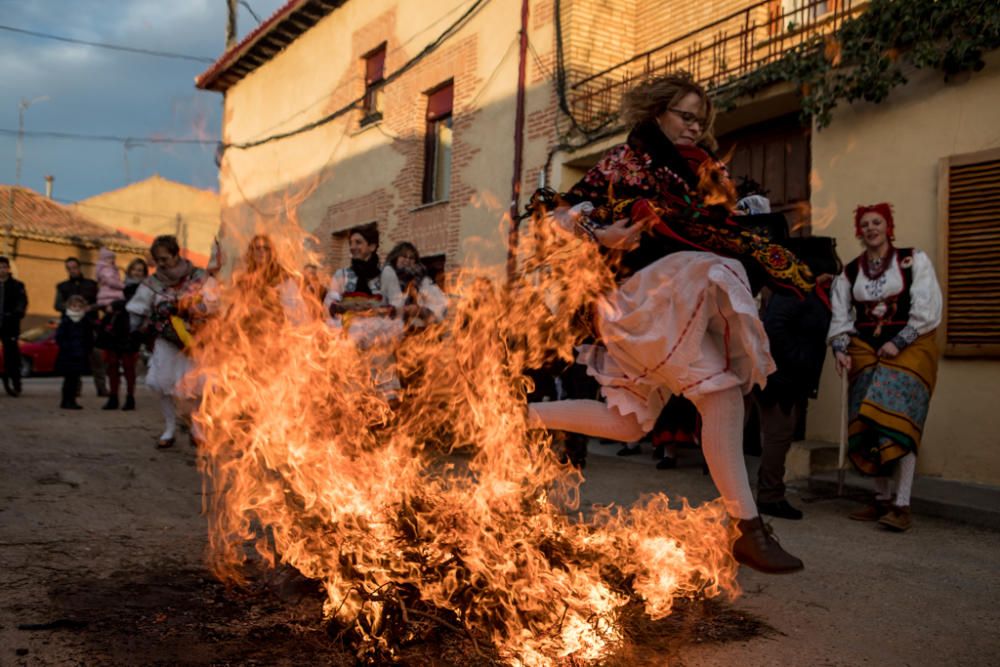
(755, 237, 841, 520)
(323, 224, 403, 402)
(95, 247, 125, 308)
(54, 256, 107, 397)
(96, 258, 149, 411)
(384, 242, 448, 329)
(828, 203, 942, 532)
(0, 256, 28, 397)
(56, 295, 93, 410)
(126, 235, 209, 448)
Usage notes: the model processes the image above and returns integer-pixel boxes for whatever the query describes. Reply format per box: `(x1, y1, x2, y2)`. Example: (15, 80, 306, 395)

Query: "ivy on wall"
(714, 0, 1000, 128)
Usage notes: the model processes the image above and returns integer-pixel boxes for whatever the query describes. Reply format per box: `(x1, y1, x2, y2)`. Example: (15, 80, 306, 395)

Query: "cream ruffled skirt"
(578, 251, 775, 432)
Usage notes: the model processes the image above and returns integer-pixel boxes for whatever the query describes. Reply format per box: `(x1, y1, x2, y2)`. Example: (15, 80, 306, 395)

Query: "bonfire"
(191, 207, 738, 665)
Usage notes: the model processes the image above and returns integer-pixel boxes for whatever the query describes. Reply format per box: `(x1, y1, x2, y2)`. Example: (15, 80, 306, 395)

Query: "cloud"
(0, 0, 287, 200)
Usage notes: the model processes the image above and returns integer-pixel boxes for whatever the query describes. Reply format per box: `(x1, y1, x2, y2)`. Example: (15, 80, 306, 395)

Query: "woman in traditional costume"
(528, 72, 813, 574)
(126, 235, 211, 448)
(828, 203, 941, 531)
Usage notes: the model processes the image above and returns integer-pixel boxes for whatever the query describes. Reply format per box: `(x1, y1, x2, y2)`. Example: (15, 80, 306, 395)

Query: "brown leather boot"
(849, 499, 892, 522)
(878, 505, 912, 532)
(733, 517, 804, 574)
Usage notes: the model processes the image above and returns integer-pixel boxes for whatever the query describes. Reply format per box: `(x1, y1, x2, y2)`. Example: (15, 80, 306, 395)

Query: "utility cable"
(0, 128, 216, 146)
(0, 24, 215, 63)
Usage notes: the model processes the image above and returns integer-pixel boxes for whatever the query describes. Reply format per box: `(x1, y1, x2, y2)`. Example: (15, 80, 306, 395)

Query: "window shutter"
(365, 45, 386, 85)
(427, 82, 454, 121)
(940, 148, 1000, 356)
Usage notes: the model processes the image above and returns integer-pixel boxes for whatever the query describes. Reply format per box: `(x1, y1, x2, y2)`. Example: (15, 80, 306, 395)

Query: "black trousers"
(1, 335, 21, 386)
(61, 372, 81, 407)
(756, 396, 806, 504)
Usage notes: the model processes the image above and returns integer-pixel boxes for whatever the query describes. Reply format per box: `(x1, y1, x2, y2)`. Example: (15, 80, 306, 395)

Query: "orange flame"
(190, 206, 739, 663)
(696, 148, 738, 210)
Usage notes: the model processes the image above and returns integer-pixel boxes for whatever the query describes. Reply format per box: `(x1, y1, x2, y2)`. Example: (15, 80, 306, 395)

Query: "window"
(361, 43, 386, 124)
(422, 82, 453, 204)
(938, 147, 1000, 356)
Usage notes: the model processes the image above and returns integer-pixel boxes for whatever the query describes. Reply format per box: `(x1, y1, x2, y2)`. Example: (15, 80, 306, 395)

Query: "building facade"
(72, 175, 221, 267)
(198, 0, 1000, 485)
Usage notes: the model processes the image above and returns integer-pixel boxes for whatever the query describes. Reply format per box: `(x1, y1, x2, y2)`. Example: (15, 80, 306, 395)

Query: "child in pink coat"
(95, 247, 124, 308)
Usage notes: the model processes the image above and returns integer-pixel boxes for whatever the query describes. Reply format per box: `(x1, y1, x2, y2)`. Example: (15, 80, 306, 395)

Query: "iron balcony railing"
(567, 0, 866, 130)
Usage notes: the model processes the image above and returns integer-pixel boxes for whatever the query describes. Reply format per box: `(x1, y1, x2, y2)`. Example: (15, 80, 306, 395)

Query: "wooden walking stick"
(838, 369, 849, 496)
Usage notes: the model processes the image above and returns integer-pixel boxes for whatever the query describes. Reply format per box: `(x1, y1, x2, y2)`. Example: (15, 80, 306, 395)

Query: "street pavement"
(2, 378, 998, 666)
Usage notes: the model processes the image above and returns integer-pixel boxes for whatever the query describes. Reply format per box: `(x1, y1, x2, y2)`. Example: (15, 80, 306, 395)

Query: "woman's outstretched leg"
(528, 399, 646, 443)
(692, 387, 804, 574)
(691, 388, 756, 519)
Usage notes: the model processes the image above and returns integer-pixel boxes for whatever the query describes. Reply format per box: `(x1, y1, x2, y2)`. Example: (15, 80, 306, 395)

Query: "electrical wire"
(0, 24, 215, 63)
(0, 128, 216, 146)
(56, 197, 220, 224)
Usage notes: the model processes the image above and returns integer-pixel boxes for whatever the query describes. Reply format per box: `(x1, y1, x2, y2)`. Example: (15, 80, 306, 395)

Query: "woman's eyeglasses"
(668, 108, 706, 127)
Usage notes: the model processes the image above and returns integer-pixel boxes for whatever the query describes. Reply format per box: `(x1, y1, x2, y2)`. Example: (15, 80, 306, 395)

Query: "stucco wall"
(73, 176, 220, 265)
(808, 55, 1000, 485)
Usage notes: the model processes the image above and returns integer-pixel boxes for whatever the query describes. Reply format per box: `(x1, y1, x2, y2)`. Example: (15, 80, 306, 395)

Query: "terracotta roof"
(0, 186, 146, 252)
(195, 0, 346, 93)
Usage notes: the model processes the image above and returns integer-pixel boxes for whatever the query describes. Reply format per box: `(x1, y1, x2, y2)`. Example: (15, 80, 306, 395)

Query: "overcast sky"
(0, 0, 288, 203)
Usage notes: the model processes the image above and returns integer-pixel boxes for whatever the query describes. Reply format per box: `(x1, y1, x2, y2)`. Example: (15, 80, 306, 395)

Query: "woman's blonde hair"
(620, 71, 717, 150)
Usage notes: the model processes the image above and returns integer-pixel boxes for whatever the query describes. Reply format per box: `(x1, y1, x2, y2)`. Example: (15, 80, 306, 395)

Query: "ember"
(192, 213, 738, 665)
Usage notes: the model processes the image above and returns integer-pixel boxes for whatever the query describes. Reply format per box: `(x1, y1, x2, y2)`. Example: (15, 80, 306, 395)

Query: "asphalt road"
(2, 378, 998, 666)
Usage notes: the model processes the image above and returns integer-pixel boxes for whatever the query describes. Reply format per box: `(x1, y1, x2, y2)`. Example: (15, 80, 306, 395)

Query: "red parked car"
(0, 321, 60, 377)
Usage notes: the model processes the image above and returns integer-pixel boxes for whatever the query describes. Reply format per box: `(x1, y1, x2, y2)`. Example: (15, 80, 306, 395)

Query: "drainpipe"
(44, 175, 53, 199)
(506, 0, 529, 283)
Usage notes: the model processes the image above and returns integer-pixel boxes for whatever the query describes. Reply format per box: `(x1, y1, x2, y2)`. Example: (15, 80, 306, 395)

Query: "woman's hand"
(878, 341, 900, 358)
(595, 218, 642, 250)
(834, 351, 852, 376)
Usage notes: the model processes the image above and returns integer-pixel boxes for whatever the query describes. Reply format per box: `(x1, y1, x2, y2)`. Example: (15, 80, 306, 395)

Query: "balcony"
(566, 0, 867, 131)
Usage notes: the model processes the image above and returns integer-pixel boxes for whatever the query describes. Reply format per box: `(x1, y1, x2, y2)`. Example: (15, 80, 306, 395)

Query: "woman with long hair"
(828, 203, 942, 531)
(528, 72, 814, 573)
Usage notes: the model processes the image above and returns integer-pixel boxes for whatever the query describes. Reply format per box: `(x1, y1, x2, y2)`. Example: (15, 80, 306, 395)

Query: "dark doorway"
(718, 113, 811, 235)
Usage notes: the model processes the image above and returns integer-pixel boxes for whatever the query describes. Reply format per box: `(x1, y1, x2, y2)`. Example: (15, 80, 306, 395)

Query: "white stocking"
(692, 388, 757, 520)
(159, 394, 177, 441)
(893, 453, 917, 507)
(528, 399, 646, 443)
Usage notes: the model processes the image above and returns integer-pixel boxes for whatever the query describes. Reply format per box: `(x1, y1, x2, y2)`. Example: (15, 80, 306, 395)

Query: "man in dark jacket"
(0, 256, 28, 396)
(54, 257, 106, 396)
(756, 237, 841, 520)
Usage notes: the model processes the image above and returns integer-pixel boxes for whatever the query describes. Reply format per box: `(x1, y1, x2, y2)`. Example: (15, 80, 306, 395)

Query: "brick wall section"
(383, 33, 483, 270)
(561, 0, 637, 79)
(316, 188, 392, 269)
(635, 0, 753, 54)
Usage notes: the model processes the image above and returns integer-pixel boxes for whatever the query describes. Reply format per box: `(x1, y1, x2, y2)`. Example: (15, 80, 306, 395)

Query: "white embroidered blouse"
(827, 249, 942, 351)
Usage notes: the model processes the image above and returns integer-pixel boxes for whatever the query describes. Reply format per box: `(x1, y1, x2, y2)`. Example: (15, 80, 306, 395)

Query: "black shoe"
(122, 395, 136, 411)
(652, 443, 665, 460)
(733, 517, 804, 574)
(655, 455, 677, 470)
(102, 396, 119, 410)
(758, 499, 804, 521)
(60, 402, 84, 410)
(2, 377, 14, 397)
(616, 444, 641, 456)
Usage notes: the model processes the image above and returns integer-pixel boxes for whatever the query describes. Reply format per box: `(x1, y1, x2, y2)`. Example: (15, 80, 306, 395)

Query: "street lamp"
(6, 96, 49, 255)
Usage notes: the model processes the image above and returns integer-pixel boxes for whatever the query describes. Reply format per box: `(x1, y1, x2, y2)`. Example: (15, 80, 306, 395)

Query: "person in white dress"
(323, 225, 404, 401)
(527, 72, 813, 574)
(828, 203, 942, 531)
(126, 235, 210, 448)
